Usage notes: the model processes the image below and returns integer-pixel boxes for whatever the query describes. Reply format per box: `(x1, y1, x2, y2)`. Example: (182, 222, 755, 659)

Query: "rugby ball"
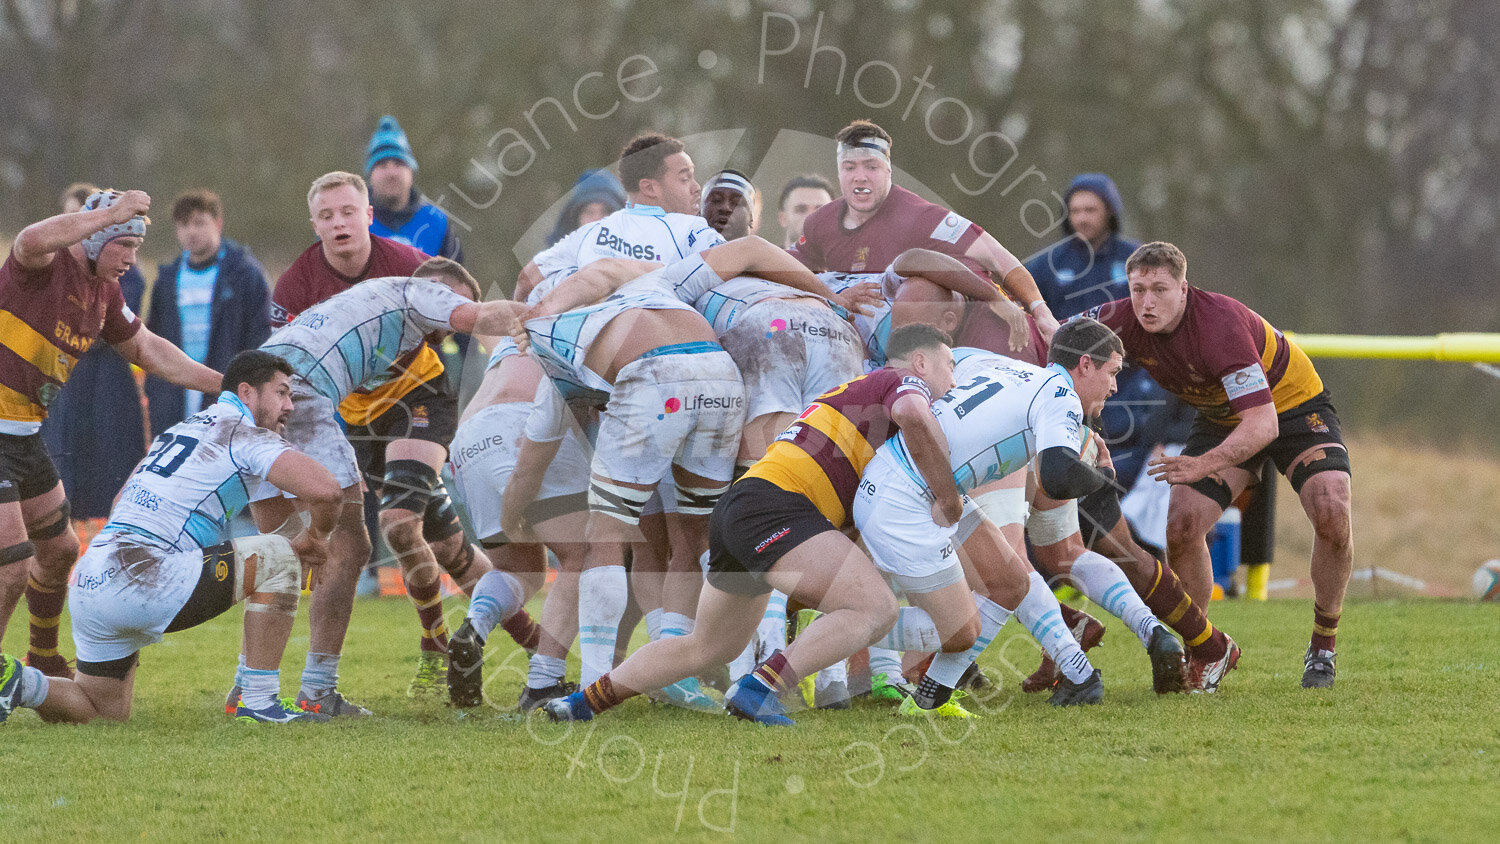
(1473, 559, 1500, 601)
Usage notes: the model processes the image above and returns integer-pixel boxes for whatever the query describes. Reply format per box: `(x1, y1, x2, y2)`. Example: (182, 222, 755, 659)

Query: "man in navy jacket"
(145, 190, 272, 435)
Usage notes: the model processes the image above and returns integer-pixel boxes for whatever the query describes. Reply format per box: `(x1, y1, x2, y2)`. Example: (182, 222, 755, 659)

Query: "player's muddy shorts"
(706, 478, 838, 596)
(449, 400, 590, 546)
(0, 432, 60, 502)
(1184, 391, 1348, 508)
(251, 377, 359, 500)
(719, 298, 863, 421)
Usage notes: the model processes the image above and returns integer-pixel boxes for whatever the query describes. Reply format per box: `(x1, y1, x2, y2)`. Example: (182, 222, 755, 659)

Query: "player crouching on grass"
(0, 351, 342, 725)
(544, 324, 962, 726)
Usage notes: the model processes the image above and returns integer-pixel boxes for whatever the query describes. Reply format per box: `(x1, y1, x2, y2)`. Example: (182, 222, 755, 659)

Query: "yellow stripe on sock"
(28, 646, 59, 657)
(1145, 560, 1165, 600)
(420, 625, 449, 639)
(1313, 623, 1338, 637)
(29, 613, 61, 628)
(1186, 621, 1214, 648)
(1164, 595, 1192, 626)
(413, 593, 444, 610)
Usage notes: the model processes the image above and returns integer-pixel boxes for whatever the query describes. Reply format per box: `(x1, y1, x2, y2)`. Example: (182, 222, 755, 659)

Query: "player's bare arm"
(966, 231, 1059, 341)
(1149, 401, 1279, 485)
(702, 236, 881, 315)
(516, 261, 546, 302)
(523, 257, 665, 319)
(893, 247, 1030, 350)
(450, 300, 532, 344)
(890, 393, 964, 526)
(112, 326, 223, 394)
(11, 189, 151, 269)
(266, 450, 342, 575)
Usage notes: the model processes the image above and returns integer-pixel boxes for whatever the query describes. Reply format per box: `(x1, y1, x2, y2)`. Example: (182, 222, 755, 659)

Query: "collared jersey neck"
(625, 201, 667, 216)
(217, 391, 254, 423)
(1046, 362, 1076, 389)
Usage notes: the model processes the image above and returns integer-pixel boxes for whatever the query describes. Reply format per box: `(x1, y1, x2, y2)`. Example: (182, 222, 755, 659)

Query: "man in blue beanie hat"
(365, 115, 463, 262)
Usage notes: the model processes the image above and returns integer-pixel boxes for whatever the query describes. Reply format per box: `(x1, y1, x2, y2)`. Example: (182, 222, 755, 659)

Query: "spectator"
(144, 189, 272, 434)
(776, 173, 833, 248)
(365, 115, 463, 262)
(39, 183, 149, 522)
(546, 169, 626, 246)
(1026, 173, 1136, 319)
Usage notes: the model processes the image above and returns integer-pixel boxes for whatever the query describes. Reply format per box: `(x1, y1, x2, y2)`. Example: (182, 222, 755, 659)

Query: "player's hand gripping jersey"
(259, 276, 471, 405)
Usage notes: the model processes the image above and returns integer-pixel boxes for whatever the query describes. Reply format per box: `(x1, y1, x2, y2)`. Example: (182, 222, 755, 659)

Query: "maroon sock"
(752, 651, 796, 695)
(1311, 605, 1339, 652)
(1057, 602, 1087, 631)
(501, 609, 542, 652)
(582, 674, 635, 714)
(407, 576, 449, 653)
(25, 575, 66, 659)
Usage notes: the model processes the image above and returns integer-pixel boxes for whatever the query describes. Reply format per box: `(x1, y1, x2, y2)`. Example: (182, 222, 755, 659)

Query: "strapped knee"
(1026, 500, 1080, 547)
(588, 479, 654, 525)
(381, 459, 439, 513)
(27, 501, 71, 540)
(1289, 446, 1350, 493)
(422, 484, 464, 543)
(234, 534, 301, 615)
(1077, 484, 1122, 548)
(675, 481, 730, 516)
(0, 541, 35, 567)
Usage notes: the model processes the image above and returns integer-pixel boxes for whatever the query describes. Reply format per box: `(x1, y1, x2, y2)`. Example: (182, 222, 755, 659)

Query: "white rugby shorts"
(854, 450, 975, 580)
(449, 401, 591, 542)
(719, 298, 864, 421)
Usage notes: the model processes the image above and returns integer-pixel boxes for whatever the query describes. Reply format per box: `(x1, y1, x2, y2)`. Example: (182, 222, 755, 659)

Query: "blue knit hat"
(365, 115, 418, 174)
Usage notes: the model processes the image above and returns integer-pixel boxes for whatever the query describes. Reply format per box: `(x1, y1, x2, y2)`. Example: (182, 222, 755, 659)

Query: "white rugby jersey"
(693, 277, 830, 336)
(101, 394, 291, 550)
(821, 269, 901, 366)
(884, 359, 1084, 494)
(524, 256, 724, 403)
(260, 276, 468, 402)
(951, 346, 1020, 383)
(532, 203, 723, 289)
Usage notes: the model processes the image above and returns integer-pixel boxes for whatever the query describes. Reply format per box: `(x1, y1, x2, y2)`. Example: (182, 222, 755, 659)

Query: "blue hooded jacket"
(546, 169, 627, 246)
(1026, 173, 1137, 319)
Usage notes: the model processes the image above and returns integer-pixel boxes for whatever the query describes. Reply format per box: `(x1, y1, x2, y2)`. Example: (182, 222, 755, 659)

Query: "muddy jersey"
(885, 360, 1082, 495)
(101, 393, 290, 550)
(821, 269, 901, 366)
(1089, 288, 1323, 427)
(742, 367, 931, 527)
(693, 276, 831, 336)
(0, 251, 141, 434)
(260, 276, 468, 403)
(525, 255, 724, 403)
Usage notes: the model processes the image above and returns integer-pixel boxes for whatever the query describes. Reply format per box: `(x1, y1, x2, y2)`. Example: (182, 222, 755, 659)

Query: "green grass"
(4, 597, 1497, 842)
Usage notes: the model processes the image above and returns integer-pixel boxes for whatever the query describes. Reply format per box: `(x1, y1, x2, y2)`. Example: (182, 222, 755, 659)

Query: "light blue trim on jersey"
(626, 202, 667, 216)
(217, 392, 253, 423)
(951, 347, 990, 367)
(98, 522, 175, 548)
(1046, 361, 1075, 390)
(184, 510, 223, 548)
(868, 312, 892, 366)
(639, 340, 724, 359)
(261, 343, 341, 401)
(699, 291, 732, 328)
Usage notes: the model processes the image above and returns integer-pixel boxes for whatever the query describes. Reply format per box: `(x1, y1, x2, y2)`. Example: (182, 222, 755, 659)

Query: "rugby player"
(0, 351, 340, 724)
(1089, 242, 1352, 689)
(0, 189, 222, 679)
(503, 238, 866, 708)
(791, 119, 1056, 347)
(855, 319, 1135, 711)
(775, 174, 833, 249)
(543, 323, 964, 726)
(273, 172, 507, 698)
(244, 267, 528, 716)
(699, 170, 759, 240)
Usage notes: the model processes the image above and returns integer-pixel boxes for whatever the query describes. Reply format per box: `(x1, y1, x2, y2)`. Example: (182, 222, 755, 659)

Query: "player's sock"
(873, 606, 945, 652)
(578, 565, 628, 685)
(234, 653, 247, 690)
(526, 653, 568, 690)
(868, 647, 906, 684)
(1311, 604, 1339, 652)
(644, 608, 664, 641)
(25, 575, 66, 659)
(407, 575, 449, 653)
(659, 611, 694, 638)
(748, 651, 797, 696)
(501, 610, 542, 652)
(240, 667, 280, 710)
(1070, 551, 1162, 646)
(1016, 572, 1093, 684)
(465, 570, 525, 642)
(18, 665, 48, 709)
(300, 652, 340, 698)
(926, 592, 1013, 688)
(760, 591, 788, 650)
(1141, 558, 1226, 660)
(815, 659, 848, 690)
(580, 673, 634, 715)
(728, 640, 756, 683)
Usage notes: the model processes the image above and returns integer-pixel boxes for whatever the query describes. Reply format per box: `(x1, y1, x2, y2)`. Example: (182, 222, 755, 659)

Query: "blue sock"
(301, 652, 340, 698)
(240, 667, 280, 710)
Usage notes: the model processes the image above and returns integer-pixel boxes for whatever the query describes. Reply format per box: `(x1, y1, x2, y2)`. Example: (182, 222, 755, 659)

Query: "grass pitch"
(3, 596, 1496, 841)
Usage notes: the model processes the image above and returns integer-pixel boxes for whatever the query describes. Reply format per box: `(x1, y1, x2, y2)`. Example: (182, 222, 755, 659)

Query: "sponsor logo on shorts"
(765, 318, 854, 344)
(451, 433, 506, 467)
(754, 527, 791, 554)
(75, 565, 119, 592)
(767, 318, 788, 336)
(1306, 412, 1329, 433)
(657, 394, 743, 420)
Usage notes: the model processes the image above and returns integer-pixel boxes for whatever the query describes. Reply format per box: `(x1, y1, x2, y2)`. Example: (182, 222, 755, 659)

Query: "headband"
(836, 136, 892, 163)
(700, 171, 756, 206)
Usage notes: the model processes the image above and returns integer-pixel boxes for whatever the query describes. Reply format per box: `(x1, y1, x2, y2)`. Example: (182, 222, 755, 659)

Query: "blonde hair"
(415, 256, 481, 300)
(307, 171, 367, 207)
(1126, 241, 1187, 281)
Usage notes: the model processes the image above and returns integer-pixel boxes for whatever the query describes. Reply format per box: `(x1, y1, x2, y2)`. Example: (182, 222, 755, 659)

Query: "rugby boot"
(447, 620, 485, 708)
(236, 698, 332, 724)
(543, 691, 595, 722)
(1301, 646, 1336, 689)
(724, 676, 795, 726)
(518, 681, 577, 712)
(1049, 668, 1104, 707)
(1021, 609, 1105, 693)
(1146, 627, 1188, 694)
(296, 688, 374, 717)
(408, 651, 448, 700)
(1186, 635, 1241, 694)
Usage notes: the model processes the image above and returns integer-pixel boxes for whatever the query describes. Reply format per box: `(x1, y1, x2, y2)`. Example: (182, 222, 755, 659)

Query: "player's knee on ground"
(234, 534, 302, 616)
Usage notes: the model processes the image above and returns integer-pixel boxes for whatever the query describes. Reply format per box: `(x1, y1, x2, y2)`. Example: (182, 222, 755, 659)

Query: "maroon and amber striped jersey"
(743, 367, 931, 527)
(1091, 287, 1323, 428)
(0, 251, 141, 431)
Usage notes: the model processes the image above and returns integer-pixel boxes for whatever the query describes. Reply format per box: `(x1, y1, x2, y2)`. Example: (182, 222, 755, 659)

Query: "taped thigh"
(26, 500, 71, 540)
(0, 540, 35, 567)
(1026, 499, 1080, 547)
(232, 533, 301, 616)
(588, 478, 655, 526)
(381, 459, 439, 513)
(973, 486, 1027, 528)
(1287, 445, 1350, 493)
(675, 481, 730, 516)
(422, 483, 465, 543)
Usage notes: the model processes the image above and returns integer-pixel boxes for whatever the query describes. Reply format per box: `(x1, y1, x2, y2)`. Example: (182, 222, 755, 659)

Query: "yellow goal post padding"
(1284, 332, 1500, 363)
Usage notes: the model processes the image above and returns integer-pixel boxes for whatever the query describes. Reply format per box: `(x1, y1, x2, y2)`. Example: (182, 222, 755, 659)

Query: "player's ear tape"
(674, 482, 730, 516)
(381, 459, 440, 513)
(26, 501, 71, 540)
(1288, 446, 1350, 493)
(0, 541, 36, 567)
(588, 479, 655, 525)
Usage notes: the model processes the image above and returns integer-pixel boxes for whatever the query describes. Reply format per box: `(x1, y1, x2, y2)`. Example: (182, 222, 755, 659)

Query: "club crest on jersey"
(1306, 412, 1329, 433)
(852, 246, 870, 272)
